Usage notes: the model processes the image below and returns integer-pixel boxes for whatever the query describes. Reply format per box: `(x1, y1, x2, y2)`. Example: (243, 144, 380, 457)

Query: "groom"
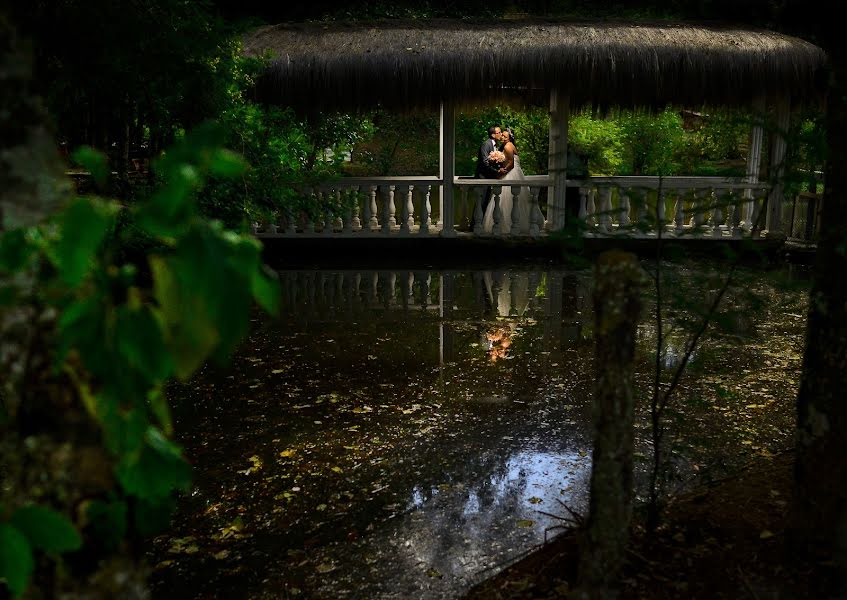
(472, 125, 503, 230)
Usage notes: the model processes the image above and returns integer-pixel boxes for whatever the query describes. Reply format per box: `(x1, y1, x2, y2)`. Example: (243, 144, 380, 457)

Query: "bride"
(482, 127, 532, 235)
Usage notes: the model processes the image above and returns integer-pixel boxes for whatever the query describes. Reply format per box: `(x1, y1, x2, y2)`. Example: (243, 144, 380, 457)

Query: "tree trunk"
(791, 48, 847, 593)
(577, 250, 646, 598)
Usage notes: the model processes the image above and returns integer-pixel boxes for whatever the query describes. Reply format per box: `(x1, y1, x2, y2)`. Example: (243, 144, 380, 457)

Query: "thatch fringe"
(243, 19, 828, 113)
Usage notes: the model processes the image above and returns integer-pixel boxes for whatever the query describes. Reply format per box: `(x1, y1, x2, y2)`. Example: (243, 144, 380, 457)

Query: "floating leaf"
(315, 563, 336, 574)
(528, 497, 543, 505)
(280, 449, 297, 458)
(759, 530, 775, 539)
(426, 568, 443, 579)
(516, 519, 534, 528)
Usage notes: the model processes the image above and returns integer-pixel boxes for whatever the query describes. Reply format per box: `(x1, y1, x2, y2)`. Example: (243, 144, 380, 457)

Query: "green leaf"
(10, 505, 82, 554)
(0, 523, 34, 597)
(71, 146, 109, 186)
(208, 149, 247, 178)
(251, 264, 280, 316)
(150, 254, 219, 379)
(115, 306, 173, 381)
(117, 427, 191, 499)
(55, 197, 117, 286)
(147, 388, 173, 436)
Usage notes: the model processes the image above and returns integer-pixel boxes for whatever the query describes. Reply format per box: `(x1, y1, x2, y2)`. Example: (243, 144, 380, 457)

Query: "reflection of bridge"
(277, 268, 591, 363)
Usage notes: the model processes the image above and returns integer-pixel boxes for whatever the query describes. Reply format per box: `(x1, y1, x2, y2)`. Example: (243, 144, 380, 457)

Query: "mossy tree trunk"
(577, 250, 646, 598)
(791, 46, 847, 589)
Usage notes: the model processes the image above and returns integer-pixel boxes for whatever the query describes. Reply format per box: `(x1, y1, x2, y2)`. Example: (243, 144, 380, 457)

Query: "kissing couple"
(474, 124, 531, 235)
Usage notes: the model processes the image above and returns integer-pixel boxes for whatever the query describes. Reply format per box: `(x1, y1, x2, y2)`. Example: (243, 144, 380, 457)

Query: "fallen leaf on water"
(272, 369, 286, 374)
(214, 550, 230, 560)
(426, 568, 443, 579)
(280, 449, 297, 458)
(315, 563, 336, 574)
(760, 530, 775, 539)
(528, 497, 542, 504)
(516, 519, 534, 528)
(331, 466, 343, 474)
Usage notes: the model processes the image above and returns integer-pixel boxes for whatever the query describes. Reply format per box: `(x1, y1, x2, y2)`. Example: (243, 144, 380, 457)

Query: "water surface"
(151, 263, 809, 599)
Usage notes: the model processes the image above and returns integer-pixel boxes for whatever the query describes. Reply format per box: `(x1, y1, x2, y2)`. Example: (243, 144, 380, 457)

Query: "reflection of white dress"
(482, 155, 531, 234)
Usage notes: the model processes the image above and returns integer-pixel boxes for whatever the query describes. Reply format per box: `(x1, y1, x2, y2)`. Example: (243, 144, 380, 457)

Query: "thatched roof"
(243, 19, 827, 112)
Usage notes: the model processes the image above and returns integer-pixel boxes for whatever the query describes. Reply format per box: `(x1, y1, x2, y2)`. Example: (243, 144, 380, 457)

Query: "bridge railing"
(253, 175, 772, 239)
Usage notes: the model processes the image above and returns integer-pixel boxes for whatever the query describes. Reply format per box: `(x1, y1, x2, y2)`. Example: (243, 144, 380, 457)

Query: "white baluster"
(407, 185, 416, 230)
(398, 185, 411, 235)
(419, 186, 431, 235)
(673, 190, 685, 234)
(599, 186, 613, 233)
(380, 186, 391, 234)
(729, 191, 744, 237)
(710, 188, 724, 238)
(333, 188, 343, 231)
(619, 186, 631, 227)
(425, 186, 433, 227)
(367, 185, 378, 231)
(492, 185, 503, 236)
(690, 188, 707, 234)
(510, 185, 523, 236)
(351, 187, 362, 231)
(325, 190, 338, 234)
(389, 185, 397, 228)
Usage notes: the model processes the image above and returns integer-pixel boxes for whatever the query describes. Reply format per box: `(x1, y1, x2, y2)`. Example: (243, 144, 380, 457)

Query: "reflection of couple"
(480, 271, 531, 361)
(474, 125, 531, 234)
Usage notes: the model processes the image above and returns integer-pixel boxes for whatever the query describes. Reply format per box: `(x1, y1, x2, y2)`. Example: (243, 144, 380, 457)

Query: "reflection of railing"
(253, 175, 771, 239)
(275, 269, 591, 362)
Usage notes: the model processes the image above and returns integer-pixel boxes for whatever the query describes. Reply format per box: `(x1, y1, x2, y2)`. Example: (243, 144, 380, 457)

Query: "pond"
(150, 261, 810, 599)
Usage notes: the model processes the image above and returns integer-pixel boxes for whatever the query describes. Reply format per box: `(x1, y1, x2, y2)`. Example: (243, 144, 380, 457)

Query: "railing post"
(766, 97, 790, 237)
(439, 101, 457, 237)
(743, 96, 766, 232)
(547, 89, 570, 231)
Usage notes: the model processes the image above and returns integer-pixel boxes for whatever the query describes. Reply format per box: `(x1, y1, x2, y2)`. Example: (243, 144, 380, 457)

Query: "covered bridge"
(243, 19, 827, 241)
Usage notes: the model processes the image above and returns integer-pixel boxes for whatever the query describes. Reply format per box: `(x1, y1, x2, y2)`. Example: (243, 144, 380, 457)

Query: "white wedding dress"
(482, 154, 532, 235)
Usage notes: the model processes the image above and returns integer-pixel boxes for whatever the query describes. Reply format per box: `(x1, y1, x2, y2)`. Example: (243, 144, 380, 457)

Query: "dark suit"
(472, 138, 500, 229)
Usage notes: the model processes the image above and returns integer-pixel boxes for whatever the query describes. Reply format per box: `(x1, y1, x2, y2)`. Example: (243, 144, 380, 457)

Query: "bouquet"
(487, 149, 506, 168)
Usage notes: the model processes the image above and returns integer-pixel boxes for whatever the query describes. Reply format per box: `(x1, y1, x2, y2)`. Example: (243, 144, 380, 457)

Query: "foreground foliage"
(0, 125, 279, 597)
